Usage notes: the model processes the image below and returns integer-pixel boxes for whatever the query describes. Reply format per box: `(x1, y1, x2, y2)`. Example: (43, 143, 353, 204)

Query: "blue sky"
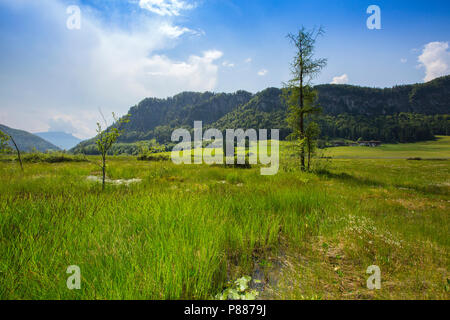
(0, 0, 449, 138)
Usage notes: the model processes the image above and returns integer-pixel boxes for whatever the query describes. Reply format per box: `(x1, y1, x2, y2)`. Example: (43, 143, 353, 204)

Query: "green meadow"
(324, 136, 450, 159)
(0, 138, 449, 300)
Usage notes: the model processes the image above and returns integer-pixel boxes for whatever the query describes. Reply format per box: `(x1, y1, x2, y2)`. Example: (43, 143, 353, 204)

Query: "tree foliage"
(96, 112, 130, 190)
(0, 129, 23, 171)
(70, 76, 450, 154)
(305, 122, 320, 170)
(0, 130, 11, 154)
(284, 26, 327, 170)
(136, 139, 166, 156)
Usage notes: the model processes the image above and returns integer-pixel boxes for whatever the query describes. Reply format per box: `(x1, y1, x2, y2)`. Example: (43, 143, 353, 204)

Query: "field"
(0, 138, 449, 300)
(324, 136, 450, 159)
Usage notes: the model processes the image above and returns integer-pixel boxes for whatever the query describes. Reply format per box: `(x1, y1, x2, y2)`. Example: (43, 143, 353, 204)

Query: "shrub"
(22, 151, 87, 163)
(137, 154, 170, 162)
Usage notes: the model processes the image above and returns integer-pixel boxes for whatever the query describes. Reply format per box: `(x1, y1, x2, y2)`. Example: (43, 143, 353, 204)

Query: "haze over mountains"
(0, 126, 81, 152)
(34, 132, 81, 150)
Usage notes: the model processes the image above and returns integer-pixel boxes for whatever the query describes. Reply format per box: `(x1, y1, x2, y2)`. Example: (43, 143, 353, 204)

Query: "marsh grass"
(0, 138, 448, 299)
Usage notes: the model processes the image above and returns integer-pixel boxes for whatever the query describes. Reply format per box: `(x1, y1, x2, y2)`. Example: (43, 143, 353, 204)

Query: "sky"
(0, 0, 449, 139)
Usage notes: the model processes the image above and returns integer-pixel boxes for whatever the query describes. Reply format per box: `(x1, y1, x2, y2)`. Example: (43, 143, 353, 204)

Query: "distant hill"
(315, 75, 450, 115)
(0, 124, 60, 152)
(123, 90, 253, 135)
(72, 75, 450, 153)
(35, 132, 81, 150)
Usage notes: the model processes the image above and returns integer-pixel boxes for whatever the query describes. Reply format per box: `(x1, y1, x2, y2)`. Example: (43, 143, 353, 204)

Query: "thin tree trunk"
(102, 154, 106, 191)
(299, 64, 305, 171)
(298, 33, 305, 171)
(307, 142, 311, 171)
(9, 135, 23, 171)
(300, 112, 305, 170)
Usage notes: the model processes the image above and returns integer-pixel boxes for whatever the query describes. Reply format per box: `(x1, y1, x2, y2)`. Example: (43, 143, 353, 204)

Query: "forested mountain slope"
(72, 75, 450, 153)
(0, 124, 60, 152)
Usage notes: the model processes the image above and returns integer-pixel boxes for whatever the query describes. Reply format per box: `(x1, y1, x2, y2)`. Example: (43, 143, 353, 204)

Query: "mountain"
(0, 124, 60, 152)
(72, 75, 450, 153)
(35, 132, 81, 150)
(209, 87, 290, 138)
(73, 90, 254, 150)
(315, 75, 450, 115)
(122, 90, 253, 137)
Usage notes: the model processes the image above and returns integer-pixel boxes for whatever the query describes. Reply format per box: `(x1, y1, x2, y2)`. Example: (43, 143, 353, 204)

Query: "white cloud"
(331, 74, 349, 84)
(0, 0, 220, 139)
(222, 61, 235, 68)
(143, 50, 223, 91)
(203, 50, 223, 60)
(245, 58, 252, 63)
(400, 58, 407, 63)
(418, 41, 450, 82)
(158, 23, 199, 38)
(47, 117, 78, 134)
(257, 69, 268, 76)
(45, 115, 97, 139)
(139, 0, 195, 16)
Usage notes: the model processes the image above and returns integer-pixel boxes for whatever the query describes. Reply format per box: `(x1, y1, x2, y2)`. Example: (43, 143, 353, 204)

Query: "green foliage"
(408, 75, 450, 114)
(74, 142, 144, 156)
(225, 172, 244, 184)
(0, 130, 12, 154)
(215, 276, 259, 300)
(316, 113, 446, 143)
(210, 88, 290, 139)
(74, 112, 448, 156)
(137, 139, 166, 156)
(96, 113, 130, 157)
(21, 151, 87, 163)
(286, 26, 327, 87)
(136, 139, 168, 161)
(316, 75, 450, 116)
(0, 128, 23, 171)
(285, 26, 327, 170)
(95, 112, 130, 190)
(221, 140, 253, 169)
(305, 122, 320, 170)
(0, 138, 449, 299)
(324, 135, 450, 159)
(137, 153, 170, 161)
(70, 76, 450, 153)
(306, 122, 320, 144)
(284, 86, 319, 139)
(0, 124, 59, 152)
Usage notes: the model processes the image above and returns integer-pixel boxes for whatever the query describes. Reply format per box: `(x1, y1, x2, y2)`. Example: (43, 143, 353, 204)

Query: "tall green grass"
(0, 138, 448, 299)
(322, 135, 450, 159)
